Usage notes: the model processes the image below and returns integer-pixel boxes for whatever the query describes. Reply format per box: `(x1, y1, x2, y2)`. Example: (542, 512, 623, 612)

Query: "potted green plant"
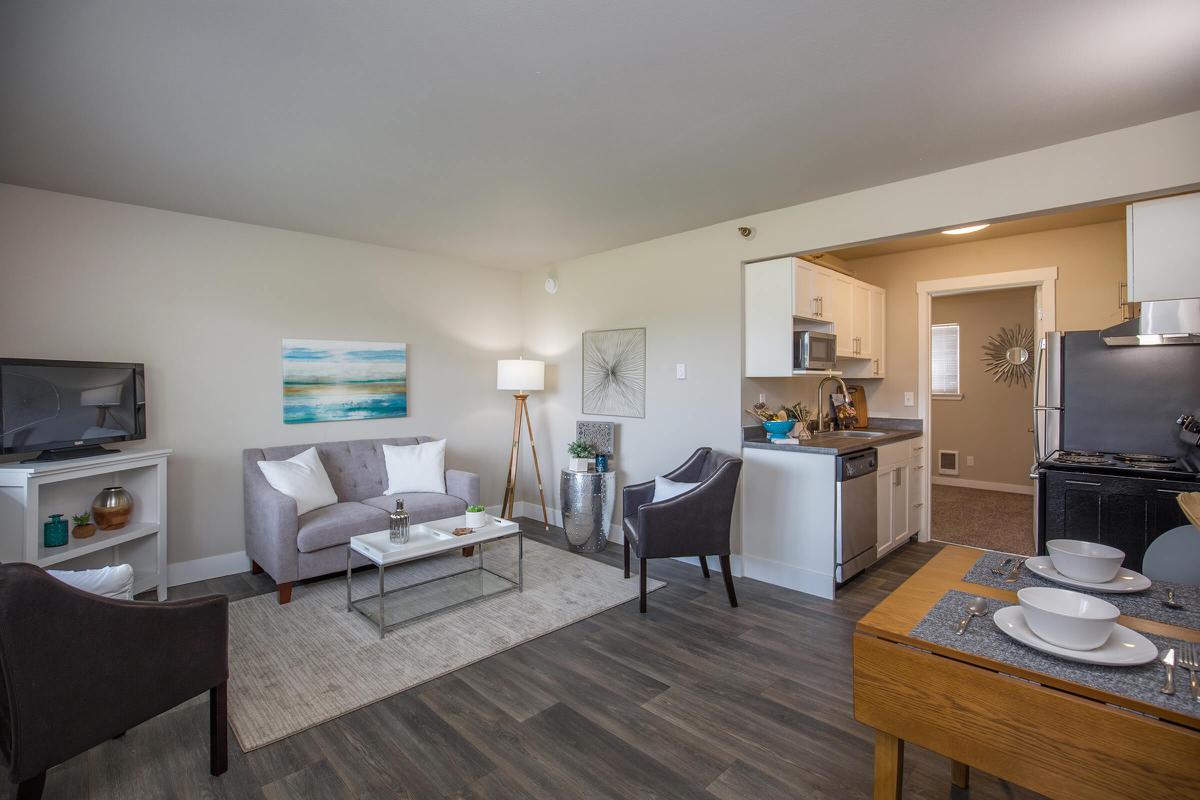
(71, 511, 96, 539)
(567, 439, 595, 472)
(465, 504, 488, 528)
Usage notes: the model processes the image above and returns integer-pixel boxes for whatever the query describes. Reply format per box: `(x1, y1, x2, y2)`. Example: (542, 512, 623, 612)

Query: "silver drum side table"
(560, 469, 616, 553)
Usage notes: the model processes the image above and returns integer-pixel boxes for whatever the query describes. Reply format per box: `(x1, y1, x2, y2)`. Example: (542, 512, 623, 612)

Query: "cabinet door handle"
(893, 468, 902, 486)
(873, 358, 879, 375)
(913, 465, 925, 471)
(912, 502, 924, 508)
(913, 446, 924, 452)
(1065, 479, 1102, 487)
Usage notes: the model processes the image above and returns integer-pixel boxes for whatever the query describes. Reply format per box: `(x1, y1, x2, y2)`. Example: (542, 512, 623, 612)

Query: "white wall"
(0, 185, 523, 571)
(519, 111, 1200, 558)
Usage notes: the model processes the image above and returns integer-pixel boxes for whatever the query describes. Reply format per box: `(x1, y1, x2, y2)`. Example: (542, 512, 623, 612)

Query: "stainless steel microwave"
(794, 330, 837, 371)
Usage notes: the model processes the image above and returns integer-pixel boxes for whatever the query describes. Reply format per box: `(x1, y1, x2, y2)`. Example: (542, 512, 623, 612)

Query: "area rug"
(227, 538, 662, 750)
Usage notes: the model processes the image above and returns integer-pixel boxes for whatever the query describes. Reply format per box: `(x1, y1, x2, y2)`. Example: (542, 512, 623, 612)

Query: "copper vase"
(92, 486, 133, 531)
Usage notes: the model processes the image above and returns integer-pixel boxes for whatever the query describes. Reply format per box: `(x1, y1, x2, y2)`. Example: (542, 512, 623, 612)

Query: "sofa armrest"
(0, 564, 228, 781)
(446, 469, 480, 506)
(243, 448, 300, 583)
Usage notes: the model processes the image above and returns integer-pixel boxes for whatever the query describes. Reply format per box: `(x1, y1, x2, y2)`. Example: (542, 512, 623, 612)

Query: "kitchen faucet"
(815, 375, 850, 433)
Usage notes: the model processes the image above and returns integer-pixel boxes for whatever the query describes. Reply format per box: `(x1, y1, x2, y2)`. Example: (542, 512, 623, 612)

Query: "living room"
(3, 3, 1200, 799)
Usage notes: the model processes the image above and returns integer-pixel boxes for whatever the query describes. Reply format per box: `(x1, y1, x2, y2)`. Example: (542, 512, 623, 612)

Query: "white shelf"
(36, 522, 160, 568)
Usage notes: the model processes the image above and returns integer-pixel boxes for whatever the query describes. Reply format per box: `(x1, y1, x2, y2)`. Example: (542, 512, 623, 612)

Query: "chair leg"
(277, 582, 293, 604)
(210, 681, 228, 777)
(250, 560, 263, 575)
(719, 555, 738, 608)
(11, 773, 45, 800)
(698, 555, 710, 578)
(639, 559, 647, 613)
(624, 536, 630, 579)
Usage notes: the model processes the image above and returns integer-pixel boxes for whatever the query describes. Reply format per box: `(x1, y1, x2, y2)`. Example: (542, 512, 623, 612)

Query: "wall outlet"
(903, 392, 915, 407)
(676, 363, 687, 380)
(966, 455, 975, 467)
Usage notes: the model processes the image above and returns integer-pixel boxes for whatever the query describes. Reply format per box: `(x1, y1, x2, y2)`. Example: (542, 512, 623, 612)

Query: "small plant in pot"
(71, 512, 96, 539)
(465, 504, 488, 528)
(567, 439, 595, 472)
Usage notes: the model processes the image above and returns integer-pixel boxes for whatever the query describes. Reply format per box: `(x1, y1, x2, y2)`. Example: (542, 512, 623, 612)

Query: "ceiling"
(2, 2, 1199, 270)
(832, 204, 1128, 260)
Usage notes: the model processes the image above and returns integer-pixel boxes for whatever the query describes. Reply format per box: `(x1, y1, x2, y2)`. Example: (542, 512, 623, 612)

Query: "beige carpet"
(227, 537, 662, 751)
(931, 484, 1035, 555)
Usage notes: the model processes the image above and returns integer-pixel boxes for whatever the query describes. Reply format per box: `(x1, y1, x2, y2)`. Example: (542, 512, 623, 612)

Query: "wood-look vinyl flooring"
(31, 520, 1041, 799)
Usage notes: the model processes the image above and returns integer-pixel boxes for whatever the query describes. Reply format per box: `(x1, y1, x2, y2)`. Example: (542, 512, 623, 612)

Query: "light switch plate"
(904, 392, 915, 407)
(676, 363, 686, 380)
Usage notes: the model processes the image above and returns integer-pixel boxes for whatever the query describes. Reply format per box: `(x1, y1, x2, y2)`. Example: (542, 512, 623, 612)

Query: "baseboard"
(740, 554, 834, 599)
(513, 500, 565, 528)
(672, 554, 744, 578)
(167, 549, 252, 587)
(931, 476, 1034, 496)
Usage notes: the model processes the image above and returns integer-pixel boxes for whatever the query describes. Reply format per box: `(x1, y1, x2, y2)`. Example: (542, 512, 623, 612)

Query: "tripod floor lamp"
(498, 358, 549, 528)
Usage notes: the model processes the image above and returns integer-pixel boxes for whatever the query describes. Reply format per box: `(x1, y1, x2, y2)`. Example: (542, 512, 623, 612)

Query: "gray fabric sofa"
(243, 436, 480, 604)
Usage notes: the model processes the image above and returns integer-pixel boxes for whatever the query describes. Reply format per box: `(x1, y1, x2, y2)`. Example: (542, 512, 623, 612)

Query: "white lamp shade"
(80, 384, 123, 407)
(497, 359, 544, 392)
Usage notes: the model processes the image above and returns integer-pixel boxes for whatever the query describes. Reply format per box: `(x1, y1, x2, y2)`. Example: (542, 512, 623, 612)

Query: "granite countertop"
(741, 420, 922, 455)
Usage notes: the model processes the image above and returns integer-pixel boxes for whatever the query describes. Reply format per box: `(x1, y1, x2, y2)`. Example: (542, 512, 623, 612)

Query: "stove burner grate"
(1054, 453, 1110, 465)
(1113, 453, 1174, 465)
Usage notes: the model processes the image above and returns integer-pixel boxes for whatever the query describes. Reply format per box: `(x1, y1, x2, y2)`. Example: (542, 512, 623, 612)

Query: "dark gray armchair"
(621, 447, 743, 613)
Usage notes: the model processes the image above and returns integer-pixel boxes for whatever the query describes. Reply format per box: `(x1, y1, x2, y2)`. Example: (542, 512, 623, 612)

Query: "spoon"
(955, 597, 989, 635)
(1163, 588, 1184, 610)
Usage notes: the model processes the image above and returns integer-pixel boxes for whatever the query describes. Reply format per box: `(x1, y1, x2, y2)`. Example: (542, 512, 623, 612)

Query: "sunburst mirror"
(981, 324, 1036, 387)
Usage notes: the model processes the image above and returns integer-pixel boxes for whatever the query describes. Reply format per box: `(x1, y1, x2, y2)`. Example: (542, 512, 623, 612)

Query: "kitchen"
(739, 192, 1200, 600)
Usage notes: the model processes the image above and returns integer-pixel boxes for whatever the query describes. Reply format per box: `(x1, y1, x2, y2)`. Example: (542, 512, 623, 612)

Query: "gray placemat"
(910, 589, 1198, 722)
(962, 551, 1200, 631)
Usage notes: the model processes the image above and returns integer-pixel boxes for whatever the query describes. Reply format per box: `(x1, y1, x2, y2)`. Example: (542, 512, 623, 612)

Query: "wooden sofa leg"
(210, 681, 228, 777)
(698, 555, 710, 578)
(719, 555, 738, 608)
(277, 582, 293, 604)
(623, 537, 630, 579)
(639, 559, 647, 613)
(11, 773, 46, 800)
(250, 560, 263, 575)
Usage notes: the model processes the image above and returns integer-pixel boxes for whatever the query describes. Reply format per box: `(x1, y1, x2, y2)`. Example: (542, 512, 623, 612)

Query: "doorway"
(927, 286, 1039, 554)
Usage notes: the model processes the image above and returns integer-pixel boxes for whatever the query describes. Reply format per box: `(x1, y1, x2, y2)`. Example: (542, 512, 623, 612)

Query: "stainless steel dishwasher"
(835, 448, 878, 583)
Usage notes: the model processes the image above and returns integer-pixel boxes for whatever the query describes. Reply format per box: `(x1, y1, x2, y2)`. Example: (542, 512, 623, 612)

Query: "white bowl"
(1045, 539, 1125, 584)
(1017, 587, 1119, 651)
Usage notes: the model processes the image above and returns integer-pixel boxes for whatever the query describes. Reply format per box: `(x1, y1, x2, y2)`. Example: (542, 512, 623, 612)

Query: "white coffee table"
(346, 515, 522, 638)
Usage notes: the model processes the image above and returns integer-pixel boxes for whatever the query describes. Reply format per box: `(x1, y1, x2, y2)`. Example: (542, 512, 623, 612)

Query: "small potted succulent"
(567, 439, 595, 472)
(465, 504, 488, 529)
(71, 511, 97, 540)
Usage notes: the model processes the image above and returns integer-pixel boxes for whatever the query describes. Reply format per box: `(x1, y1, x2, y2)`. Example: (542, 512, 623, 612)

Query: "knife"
(1161, 648, 1176, 696)
(1003, 559, 1024, 583)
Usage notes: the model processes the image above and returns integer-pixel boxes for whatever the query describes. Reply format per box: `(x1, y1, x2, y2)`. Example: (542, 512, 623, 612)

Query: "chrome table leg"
(346, 547, 352, 612)
(378, 564, 385, 640)
(518, 531, 524, 592)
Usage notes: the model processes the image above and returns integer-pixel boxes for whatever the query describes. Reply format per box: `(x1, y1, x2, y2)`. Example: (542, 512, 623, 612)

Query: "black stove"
(1042, 449, 1200, 480)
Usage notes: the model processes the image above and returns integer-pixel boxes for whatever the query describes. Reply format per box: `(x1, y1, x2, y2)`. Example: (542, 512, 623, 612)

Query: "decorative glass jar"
(389, 499, 410, 544)
(43, 514, 68, 548)
(594, 454, 609, 473)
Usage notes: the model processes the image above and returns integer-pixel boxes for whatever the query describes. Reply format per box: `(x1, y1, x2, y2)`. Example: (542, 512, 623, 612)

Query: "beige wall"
(849, 220, 1128, 417)
(0, 185, 523, 569)
(930, 288, 1035, 487)
(521, 112, 1200, 559)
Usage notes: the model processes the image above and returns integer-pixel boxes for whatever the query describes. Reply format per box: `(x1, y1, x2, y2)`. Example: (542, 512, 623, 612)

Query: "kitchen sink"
(813, 430, 889, 439)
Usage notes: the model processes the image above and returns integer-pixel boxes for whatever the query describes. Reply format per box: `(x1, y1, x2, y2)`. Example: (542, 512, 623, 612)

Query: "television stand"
(22, 445, 121, 464)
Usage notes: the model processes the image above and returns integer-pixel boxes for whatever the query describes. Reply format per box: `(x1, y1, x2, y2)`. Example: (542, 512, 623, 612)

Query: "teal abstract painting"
(282, 339, 407, 424)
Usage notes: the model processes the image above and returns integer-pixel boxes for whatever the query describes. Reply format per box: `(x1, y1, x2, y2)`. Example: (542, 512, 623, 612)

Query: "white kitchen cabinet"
(876, 439, 919, 556)
(745, 256, 887, 377)
(1127, 194, 1200, 302)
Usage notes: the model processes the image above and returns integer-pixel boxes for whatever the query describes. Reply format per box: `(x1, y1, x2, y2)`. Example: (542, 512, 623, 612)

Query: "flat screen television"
(0, 358, 146, 462)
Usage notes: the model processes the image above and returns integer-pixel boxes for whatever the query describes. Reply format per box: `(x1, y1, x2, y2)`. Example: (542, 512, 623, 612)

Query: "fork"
(990, 557, 1014, 576)
(1180, 642, 1200, 702)
(1003, 559, 1025, 584)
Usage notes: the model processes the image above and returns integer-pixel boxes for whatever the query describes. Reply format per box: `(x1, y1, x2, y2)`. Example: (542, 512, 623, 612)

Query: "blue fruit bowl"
(762, 419, 796, 439)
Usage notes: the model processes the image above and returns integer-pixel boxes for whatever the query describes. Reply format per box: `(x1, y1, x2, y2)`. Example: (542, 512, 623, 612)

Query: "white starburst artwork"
(582, 328, 646, 418)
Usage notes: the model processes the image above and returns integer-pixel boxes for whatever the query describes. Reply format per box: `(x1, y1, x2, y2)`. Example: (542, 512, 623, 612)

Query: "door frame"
(915, 267, 1058, 545)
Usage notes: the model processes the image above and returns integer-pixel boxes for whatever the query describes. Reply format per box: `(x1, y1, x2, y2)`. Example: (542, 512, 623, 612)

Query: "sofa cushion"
(257, 447, 339, 516)
(260, 437, 430, 502)
(296, 502, 390, 553)
(383, 440, 446, 495)
(361, 492, 467, 524)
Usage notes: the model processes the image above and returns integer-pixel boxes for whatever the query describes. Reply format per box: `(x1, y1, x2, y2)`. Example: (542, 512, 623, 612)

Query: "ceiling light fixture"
(941, 224, 990, 235)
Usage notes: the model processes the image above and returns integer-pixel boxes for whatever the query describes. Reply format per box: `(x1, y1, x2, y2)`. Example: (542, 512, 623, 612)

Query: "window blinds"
(931, 323, 960, 395)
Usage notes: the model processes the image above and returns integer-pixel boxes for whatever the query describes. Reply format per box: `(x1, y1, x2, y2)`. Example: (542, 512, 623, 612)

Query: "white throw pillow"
(48, 564, 135, 600)
(257, 446, 339, 516)
(653, 475, 699, 502)
(383, 439, 447, 495)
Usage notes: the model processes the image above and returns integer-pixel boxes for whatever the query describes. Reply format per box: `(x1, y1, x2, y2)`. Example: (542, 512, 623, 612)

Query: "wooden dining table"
(854, 545, 1200, 799)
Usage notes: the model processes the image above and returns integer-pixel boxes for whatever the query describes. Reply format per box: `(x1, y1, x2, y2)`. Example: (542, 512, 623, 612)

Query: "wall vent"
(938, 450, 960, 476)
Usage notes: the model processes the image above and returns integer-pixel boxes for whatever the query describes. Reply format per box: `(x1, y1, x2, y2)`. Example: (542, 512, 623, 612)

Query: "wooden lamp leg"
(521, 397, 550, 529)
(501, 395, 524, 519)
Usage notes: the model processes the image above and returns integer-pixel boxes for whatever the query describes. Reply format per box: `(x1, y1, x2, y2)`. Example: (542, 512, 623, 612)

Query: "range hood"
(1102, 298, 1200, 346)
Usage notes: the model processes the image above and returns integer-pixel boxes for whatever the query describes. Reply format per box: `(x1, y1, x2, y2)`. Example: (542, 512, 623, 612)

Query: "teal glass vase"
(43, 514, 68, 548)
